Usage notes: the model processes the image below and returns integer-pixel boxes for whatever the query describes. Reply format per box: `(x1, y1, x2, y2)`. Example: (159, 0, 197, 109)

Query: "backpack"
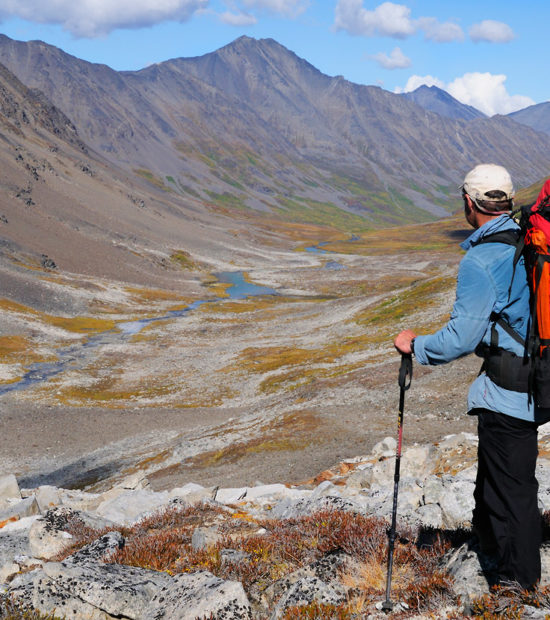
(474, 186, 550, 408)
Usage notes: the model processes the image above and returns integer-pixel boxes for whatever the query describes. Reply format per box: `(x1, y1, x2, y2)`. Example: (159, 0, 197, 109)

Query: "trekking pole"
(381, 352, 413, 613)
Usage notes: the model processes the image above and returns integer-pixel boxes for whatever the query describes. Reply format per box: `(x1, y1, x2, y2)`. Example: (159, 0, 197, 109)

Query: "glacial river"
(0, 272, 277, 395)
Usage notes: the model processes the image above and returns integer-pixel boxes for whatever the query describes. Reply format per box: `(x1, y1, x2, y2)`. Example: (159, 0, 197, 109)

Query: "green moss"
(170, 250, 197, 270)
(134, 169, 172, 192)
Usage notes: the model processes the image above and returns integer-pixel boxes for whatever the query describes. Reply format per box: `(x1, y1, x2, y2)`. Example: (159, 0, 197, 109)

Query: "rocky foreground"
(3, 432, 550, 619)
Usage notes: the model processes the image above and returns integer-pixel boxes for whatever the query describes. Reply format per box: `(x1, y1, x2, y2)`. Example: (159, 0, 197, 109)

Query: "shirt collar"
(460, 214, 518, 251)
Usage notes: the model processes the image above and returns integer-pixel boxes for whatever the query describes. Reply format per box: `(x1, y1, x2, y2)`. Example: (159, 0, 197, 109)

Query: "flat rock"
(144, 570, 252, 620)
(270, 576, 347, 619)
(64, 531, 124, 566)
(43, 560, 171, 619)
(95, 489, 170, 525)
(0, 497, 40, 524)
(262, 550, 359, 610)
(269, 494, 366, 520)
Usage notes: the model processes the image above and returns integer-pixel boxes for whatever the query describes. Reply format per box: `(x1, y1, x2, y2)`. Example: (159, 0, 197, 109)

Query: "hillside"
(1, 34, 550, 228)
(401, 84, 486, 121)
(509, 101, 550, 135)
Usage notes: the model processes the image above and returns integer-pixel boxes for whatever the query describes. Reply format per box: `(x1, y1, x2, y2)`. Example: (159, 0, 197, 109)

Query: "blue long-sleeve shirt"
(413, 215, 545, 423)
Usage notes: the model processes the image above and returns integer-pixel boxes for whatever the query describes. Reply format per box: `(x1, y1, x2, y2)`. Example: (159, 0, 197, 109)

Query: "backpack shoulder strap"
(472, 229, 520, 247)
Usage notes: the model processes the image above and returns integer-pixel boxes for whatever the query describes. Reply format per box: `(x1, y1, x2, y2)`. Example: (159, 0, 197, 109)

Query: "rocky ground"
(0, 215, 480, 494)
(3, 431, 550, 618)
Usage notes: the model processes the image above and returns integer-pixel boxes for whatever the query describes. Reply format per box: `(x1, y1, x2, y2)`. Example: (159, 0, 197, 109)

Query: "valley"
(0, 33, 547, 495)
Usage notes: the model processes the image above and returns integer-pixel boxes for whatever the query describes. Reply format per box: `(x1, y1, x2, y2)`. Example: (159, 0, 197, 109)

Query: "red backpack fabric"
(521, 180, 550, 406)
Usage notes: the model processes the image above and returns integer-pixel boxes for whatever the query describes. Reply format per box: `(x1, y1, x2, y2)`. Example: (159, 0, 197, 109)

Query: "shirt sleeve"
(413, 252, 497, 365)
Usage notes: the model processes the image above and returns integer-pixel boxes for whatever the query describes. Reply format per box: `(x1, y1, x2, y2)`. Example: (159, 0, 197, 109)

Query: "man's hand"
(394, 329, 417, 354)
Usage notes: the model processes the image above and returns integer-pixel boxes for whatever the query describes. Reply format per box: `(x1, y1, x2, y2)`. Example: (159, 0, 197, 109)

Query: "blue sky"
(0, 1, 546, 116)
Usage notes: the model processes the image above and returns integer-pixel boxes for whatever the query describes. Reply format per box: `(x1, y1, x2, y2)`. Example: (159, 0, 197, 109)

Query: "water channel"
(0, 272, 277, 396)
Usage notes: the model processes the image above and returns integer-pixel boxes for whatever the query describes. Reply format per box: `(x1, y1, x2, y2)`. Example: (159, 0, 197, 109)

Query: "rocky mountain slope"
(1, 34, 550, 226)
(509, 101, 550, 136)
(401, 84, 486, 121)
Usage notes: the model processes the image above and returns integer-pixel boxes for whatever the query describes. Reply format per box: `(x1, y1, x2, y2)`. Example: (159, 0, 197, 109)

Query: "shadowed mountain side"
(1, 34, 550, 223)
(0, 60, 283, 314)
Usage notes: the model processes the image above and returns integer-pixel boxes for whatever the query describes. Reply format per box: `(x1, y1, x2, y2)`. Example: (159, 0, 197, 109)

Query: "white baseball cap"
(462, 164, 514, 214)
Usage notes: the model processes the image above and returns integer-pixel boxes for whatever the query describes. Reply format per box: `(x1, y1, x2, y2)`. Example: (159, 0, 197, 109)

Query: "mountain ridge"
(0, 34, 549, 227)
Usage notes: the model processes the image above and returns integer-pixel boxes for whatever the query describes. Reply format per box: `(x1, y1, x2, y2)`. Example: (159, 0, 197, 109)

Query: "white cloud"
(395, 72, 534, 116)
(334, 0, 416, 38)
(469, 20, 515, 43)
(220, 11, 257, 25)
(394, 74, 444, 93)
(447, 73, 533, 116)
(334, 0, 463, 43)
(240, 0, 309, 17)
(371, 46, 411, 70)
(417, 17, 463, 43)
(0, 0, 208, 37)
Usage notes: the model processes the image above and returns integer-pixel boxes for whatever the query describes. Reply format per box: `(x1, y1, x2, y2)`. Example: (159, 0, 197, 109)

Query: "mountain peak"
(401, 85, 485, 121)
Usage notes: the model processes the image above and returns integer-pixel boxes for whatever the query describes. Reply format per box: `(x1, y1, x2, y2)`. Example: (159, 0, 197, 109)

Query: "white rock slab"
(95, 489, 170, 525)
(143, 570, 252, 620)
(0, 475, 20, 501)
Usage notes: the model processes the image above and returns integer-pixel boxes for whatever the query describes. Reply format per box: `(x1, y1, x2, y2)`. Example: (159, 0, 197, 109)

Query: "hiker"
(394, 164, 550, 590)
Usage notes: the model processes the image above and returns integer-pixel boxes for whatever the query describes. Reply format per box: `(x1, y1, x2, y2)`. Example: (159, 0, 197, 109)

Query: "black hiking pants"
(471, 408, 541, 589)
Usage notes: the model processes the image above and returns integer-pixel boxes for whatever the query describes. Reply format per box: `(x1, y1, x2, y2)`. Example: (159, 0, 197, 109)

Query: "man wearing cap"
(395, 163, 547, 590)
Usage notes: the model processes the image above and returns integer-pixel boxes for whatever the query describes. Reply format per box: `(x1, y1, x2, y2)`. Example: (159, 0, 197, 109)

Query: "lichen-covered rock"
(64, 531, 124, 565)
(438, 478, 475, 528)
(270, 576, 347, 619)
(269, 494, 366, 520)
(442, 541, 497, 611)
(144, 570, 252, 620)
(262, 550, 358, 611)
(42, 560, 171, 618)
(414, 503, 443, 528)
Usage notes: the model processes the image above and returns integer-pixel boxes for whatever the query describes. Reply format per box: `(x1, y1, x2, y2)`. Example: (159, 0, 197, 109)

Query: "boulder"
(29, 518, 73, 561)
(414, 503, 443, 529)
(262, 550, 359, 611)
(0, 497, 40, 524)
(43, 560, 171, 619)
(35, 486, 62, 513)
(144, 570, 252, 619)
(0, 475, 20, 502)
(438, 479, 475, 529)
(170, 482, 213, 504)
(64, 531, 124, 566)
(270, 576, 347, 619)
(442, 541, 497, 611)
(191, 526, 222, 551)
(95, 489, 170, 525)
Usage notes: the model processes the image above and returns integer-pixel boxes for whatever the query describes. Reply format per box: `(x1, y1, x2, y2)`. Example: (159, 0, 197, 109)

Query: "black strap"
(472, 229, 520, 247)
(489, 312, 526, 347)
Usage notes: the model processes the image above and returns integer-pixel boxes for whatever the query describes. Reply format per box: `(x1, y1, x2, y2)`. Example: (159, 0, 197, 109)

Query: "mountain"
(0, 34, 550, 229)
(401, 85, 486, 121)
(0, 58, 262, 316)
(508, 102, 550, 136)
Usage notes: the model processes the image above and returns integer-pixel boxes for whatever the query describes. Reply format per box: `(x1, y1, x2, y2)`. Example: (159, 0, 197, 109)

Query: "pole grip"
(398, 353, 413, 391)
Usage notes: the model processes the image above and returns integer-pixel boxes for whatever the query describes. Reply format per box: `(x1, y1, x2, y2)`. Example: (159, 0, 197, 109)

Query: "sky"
(0, 0, 546, 117)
